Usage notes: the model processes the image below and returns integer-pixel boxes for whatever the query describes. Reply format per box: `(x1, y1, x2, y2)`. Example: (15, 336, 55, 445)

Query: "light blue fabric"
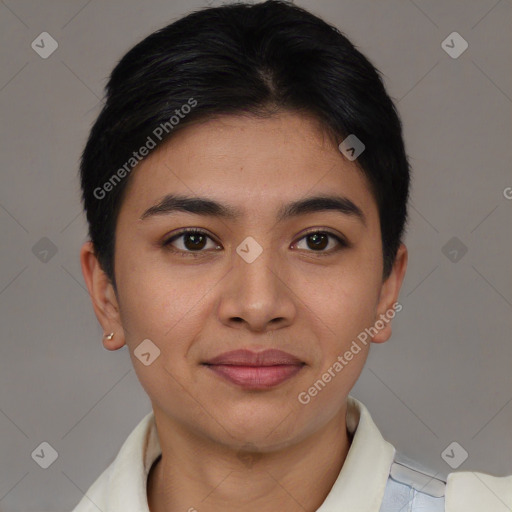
(379, 475, 445, 511)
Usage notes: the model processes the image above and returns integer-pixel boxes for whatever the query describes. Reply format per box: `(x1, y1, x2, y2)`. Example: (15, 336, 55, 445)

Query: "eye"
(293, 230, 348, 254)
(162, 228, 348, 257)
(162, 228, 221, 255)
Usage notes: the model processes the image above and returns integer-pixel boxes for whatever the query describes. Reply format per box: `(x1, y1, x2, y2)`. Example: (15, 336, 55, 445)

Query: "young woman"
(74, 2, 511, 511)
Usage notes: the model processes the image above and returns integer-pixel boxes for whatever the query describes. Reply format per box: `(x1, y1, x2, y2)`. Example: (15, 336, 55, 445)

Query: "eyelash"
(162, 228, 349, 257)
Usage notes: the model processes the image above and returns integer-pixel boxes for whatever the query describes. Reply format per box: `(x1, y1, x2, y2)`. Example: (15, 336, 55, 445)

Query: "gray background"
(0, 0, 511, 510)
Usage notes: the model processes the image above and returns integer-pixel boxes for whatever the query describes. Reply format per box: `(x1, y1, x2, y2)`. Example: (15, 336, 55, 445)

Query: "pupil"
(185, 234, 206, 250)
(308, 233, 327, 250)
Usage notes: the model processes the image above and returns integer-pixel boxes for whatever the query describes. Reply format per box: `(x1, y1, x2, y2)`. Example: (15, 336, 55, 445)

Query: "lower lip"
(204, 364, 304, 389)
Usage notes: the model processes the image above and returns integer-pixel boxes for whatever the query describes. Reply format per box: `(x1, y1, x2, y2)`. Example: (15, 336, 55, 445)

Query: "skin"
(80, 111, 407, 512)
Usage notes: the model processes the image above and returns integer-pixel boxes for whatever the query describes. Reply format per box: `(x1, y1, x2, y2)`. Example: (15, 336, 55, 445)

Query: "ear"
(80, 241, 126, 350)
(371, 243, 408, 344)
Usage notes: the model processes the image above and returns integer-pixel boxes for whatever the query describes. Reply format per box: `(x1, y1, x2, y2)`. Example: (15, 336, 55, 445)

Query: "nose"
(216, 241, 297, 333)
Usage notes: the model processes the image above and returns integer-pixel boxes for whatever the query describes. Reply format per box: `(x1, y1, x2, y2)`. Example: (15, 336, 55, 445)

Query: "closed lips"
(203, 349, 304, 367)
(202, 349, 305, 389)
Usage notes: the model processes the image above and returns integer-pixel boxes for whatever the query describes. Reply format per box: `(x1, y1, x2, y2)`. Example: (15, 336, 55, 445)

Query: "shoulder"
(380, 453, 445, 511)
(445, 471, 512, 512)
(70, 410, 158, 511)
(381, 453, 512, 512)
(70, 463, 112, 511)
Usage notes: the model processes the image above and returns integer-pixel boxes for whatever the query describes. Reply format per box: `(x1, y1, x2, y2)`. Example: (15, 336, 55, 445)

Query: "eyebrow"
(139, 193, 366, 226)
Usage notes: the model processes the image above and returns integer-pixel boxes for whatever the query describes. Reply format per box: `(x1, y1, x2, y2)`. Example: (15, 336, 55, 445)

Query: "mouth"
(202, 349, 305, 390)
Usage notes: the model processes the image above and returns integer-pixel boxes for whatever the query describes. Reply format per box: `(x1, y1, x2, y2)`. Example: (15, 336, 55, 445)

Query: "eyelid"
(163, 227, 219, 246)
(164, 227, 215, 239)
(292, 227, 350, 253)
(295, 227, 349, 245)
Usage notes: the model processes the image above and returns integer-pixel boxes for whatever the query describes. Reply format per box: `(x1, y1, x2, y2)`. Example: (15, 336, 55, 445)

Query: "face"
(81, 111, 407, 452)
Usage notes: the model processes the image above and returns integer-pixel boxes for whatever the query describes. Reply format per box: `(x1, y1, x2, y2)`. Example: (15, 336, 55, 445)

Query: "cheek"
(116, 262, 210, 400)
(292, 271, 376, 421)
(297, 261, 380, 345)
(115, 241, 190, 326)
(115, 250, 224, 367)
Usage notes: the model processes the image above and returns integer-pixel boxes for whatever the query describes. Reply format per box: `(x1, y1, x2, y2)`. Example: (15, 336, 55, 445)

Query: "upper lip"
(203, 349, 304, 366)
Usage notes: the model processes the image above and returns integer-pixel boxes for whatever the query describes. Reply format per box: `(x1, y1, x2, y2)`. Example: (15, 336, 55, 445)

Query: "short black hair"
(80, 0, 410, 291)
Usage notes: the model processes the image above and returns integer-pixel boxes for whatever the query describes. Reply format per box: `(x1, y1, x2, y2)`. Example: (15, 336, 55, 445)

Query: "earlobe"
(80, 241, 126, 350)
(101, 331, 125, 351)
(371, 243, 408, 344)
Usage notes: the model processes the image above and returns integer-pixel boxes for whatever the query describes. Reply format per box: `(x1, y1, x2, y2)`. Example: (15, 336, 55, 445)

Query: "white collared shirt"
(71, 397, 512, 511)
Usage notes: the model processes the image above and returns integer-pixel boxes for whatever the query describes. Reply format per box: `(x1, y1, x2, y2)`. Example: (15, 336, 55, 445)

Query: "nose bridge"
(234, 236, 282, 301)
(217, 235, 295, 330)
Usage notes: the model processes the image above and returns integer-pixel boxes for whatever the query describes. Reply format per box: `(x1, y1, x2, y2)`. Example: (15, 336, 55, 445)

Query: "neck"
(147, 405, 351, 512)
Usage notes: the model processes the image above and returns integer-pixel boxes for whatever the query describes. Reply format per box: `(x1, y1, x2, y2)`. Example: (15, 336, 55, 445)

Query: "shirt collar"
(316, 396, 396, 511)
(105, 396, 395, 511)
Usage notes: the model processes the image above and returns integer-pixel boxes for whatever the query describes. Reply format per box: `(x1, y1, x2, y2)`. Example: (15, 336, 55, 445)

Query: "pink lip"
(203, 349, 305, 389)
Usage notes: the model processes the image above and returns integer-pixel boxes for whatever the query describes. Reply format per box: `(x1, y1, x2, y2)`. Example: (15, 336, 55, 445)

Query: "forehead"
(117, 111, 378, 224)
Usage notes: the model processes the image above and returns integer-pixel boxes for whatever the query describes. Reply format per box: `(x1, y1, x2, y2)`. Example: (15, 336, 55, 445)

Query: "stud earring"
(103, 332, 115, 341)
